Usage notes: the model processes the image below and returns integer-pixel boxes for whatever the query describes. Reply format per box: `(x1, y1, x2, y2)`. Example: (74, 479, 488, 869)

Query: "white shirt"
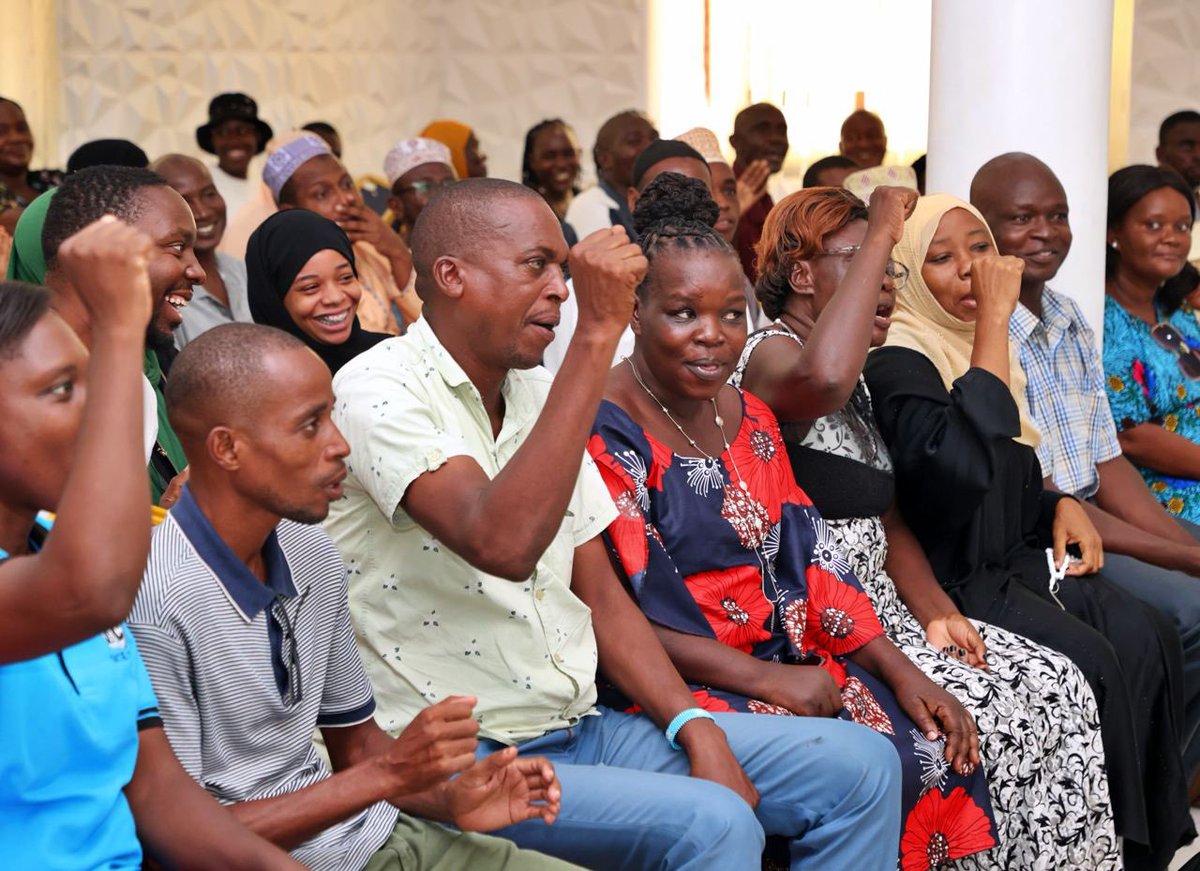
(210, 163, 258, 222)
(141, 374, 158, 464)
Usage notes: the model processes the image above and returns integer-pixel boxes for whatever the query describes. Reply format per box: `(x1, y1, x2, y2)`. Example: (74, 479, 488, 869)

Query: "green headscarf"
(6, 188, 55, 283)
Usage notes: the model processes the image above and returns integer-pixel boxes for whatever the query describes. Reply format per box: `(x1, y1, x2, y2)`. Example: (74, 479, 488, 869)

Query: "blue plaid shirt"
(1010, 288, 1122, 499)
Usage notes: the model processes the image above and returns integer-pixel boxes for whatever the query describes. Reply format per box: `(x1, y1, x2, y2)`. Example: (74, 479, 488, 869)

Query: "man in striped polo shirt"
(129, 323, 577, 871)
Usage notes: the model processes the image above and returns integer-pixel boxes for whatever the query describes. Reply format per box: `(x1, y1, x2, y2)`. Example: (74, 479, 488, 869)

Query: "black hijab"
(246, 209, 388, 373)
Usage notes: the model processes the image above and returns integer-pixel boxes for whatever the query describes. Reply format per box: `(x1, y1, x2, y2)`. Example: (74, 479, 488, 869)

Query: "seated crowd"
(6, 87, 1200, 871)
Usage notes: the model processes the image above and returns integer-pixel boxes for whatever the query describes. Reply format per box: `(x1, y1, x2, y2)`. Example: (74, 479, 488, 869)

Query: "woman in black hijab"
(246, 209, 388, 372)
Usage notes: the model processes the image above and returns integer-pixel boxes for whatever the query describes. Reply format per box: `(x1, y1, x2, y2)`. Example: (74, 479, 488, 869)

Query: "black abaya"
(865, 345, 1193, 871)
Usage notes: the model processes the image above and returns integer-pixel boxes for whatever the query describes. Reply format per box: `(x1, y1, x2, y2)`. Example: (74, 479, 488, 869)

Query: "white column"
(927, 0, 1115, 335)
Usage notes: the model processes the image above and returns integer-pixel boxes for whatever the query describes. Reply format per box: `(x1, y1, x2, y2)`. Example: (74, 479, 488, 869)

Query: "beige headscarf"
(883, 193, 1041, 448)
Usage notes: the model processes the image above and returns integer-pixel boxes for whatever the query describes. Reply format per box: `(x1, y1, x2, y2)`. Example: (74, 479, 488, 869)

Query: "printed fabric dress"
(589, 394, 999, 871)
(732, 328, 1119, 870)
(1104, 295, 1200, 523)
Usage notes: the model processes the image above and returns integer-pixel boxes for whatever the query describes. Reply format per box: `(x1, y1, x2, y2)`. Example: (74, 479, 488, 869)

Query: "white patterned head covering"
(842, 165, 918, 203)
(674, 127, 729, 166)
(262, 134, 332, 202)
(384, 138, 456, 188)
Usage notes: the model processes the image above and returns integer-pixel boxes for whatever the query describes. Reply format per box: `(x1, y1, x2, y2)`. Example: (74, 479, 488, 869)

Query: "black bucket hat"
(196, 93, 274, 155)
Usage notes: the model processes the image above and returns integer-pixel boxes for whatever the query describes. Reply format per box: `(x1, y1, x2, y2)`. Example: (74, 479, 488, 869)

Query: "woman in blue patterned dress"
(588, 171, 999, 870)
(1103, 165, 1200, 523)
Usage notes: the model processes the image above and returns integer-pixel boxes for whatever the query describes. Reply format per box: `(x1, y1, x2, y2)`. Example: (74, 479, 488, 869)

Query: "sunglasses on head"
(1151, 321, 1200, 380)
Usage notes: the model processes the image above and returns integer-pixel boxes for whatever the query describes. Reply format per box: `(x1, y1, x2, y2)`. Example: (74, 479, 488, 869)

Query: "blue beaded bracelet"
(665, 707, 717, 750)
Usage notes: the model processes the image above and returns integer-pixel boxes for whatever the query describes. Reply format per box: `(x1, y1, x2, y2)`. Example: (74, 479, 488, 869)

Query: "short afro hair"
(42, 165, 169, 267)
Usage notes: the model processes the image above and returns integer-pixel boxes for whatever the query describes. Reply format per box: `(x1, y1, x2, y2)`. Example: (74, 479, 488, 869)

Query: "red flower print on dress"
(900, 787, 997, 871)
(684, 565, 773, 653)
(726, 410, 792, 523)
(720, 482, 773, 549)
(646, 434, 674, 491)
(608, 488, 649, 580)
(842, 676, 895, 735)
(691, 688, 735, 713)
(590, 434, 651, 580)
(782, 598, 806, 652)
(804, 566, 883, 656)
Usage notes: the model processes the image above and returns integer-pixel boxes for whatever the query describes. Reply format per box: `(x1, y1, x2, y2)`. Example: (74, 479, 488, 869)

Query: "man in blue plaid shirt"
(974, 152, 1200, 789)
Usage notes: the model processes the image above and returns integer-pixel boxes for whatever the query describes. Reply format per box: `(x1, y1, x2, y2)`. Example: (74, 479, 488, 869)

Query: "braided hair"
(631, 172, 737, 297)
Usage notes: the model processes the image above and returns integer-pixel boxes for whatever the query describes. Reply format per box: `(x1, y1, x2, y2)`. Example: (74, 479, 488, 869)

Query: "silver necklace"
(625, 357, 749, 491)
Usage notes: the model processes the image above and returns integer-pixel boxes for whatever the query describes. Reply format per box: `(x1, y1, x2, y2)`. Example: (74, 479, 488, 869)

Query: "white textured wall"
(1128, 0, 1200, 166)
(55, 0, 647, 182)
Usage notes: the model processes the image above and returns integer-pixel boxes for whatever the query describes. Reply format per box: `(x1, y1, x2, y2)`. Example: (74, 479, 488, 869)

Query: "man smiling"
(974, 151, 1200, 786)
(41, 166, 201, 504)
(152, 154, 252, 349)
(196, 93, 273, 219)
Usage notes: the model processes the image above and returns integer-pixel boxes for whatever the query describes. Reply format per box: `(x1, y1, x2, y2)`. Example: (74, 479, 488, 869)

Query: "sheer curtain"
(647, 0, 932, 186)
(1, 0, 63, 168)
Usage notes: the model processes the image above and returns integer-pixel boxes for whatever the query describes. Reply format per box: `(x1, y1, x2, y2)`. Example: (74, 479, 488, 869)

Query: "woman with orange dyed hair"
(735, 187, 1119, 869)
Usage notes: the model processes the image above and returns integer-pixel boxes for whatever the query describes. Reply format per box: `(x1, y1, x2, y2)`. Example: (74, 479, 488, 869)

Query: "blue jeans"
(1100, 518, 1200, 775)
(479, 707, 901, 871)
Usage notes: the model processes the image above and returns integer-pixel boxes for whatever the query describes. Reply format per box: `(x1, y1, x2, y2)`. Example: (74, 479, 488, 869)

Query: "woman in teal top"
(1103, 165, 1200, 524)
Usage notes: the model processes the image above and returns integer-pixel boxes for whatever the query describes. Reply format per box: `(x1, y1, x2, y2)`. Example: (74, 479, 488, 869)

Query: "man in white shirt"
(564, 111, 658, 241)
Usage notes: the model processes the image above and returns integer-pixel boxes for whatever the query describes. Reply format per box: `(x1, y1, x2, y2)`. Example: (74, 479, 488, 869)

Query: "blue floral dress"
(1103, 296, 1200, 523)
(589, 393, 998, 871)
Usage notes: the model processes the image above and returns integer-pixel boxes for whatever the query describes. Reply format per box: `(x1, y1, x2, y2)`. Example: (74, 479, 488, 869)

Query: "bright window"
(647, 0, 932, 181)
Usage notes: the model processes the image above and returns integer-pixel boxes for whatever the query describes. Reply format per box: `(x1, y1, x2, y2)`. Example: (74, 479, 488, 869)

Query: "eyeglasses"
(271, 596, 303, 706)
(397, 178, 457, 196)
(820, 245, 909, 290)
(1151, 321, 1200, 380)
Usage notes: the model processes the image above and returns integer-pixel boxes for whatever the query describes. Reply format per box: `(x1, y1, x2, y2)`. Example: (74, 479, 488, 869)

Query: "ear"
(788, 261, 817, 296)
(206, 426, 242, 472)
(1156, 144, 1165, 164)
(626, 187, 638, 216)
(433, 255, 466, 300)
(1106, 229, 1118, 248)
(630, 293, 643, 337)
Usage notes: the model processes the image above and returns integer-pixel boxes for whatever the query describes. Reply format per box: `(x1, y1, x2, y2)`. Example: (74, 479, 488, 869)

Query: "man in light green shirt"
(327, 178, 901, 870)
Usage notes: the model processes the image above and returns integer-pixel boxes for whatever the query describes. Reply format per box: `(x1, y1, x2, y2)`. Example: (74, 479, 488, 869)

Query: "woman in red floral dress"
(588, 172, 997, 870)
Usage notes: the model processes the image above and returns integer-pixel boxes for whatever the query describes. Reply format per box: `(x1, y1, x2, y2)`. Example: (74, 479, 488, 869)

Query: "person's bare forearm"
(653, 624, 773, 698)
(767, 232, 893, 421)
(969, 309, 1011, 385)
(1118, 423, 1200, 479)
(128, 730, 303, 869)
(224, 765, 390, 850)
(432, 329, 622, 581)
(1094, 454, 1200, 546)
(0, 322, 150, 662)
(880, 506, 961, 628)
(1078, 496, 1200, 574)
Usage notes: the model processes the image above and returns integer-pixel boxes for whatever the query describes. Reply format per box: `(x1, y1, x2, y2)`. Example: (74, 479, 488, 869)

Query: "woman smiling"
(246, 209, 388, 373)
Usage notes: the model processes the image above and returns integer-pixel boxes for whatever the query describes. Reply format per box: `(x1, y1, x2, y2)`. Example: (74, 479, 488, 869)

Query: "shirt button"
(535, 589, 545, 601)
(554, 654, 564, 663)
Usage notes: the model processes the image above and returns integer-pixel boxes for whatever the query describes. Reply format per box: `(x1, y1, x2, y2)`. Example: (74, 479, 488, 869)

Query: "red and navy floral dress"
(589, 392, 998, 870)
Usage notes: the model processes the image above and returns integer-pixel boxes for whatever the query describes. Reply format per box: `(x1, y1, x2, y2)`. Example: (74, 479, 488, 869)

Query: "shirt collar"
(170, 485, 299, 621)
(408, 317, 474, 390)
(407, 317, 540, 440)
(1010, 301, 1041, 340)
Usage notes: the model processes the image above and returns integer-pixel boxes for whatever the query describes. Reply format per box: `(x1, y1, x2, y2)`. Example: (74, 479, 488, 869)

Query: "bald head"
(971, 152, 1072, 287)
(409, 178, 547, 298)
(970, 152, 1062, 210)
(594, 110, 659, 189)
(838, 110, 887, 168)
(165, 323, 309, 450)
(730, 103, 788, 173)
(150, 153, 209, 179)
